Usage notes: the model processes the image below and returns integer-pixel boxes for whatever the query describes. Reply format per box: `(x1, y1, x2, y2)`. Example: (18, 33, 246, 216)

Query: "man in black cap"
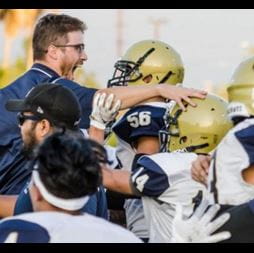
(0, 83, 120, 220)
(0, 132, 141, 243)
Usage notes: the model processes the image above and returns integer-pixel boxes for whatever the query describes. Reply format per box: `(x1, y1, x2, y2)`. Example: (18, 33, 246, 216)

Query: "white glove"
(171, 199, 231, 243)
(90, 93, 121, 130)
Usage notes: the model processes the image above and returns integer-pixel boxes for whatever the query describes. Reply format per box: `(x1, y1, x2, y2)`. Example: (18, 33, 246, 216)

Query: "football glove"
(90, 93, 121, 130)
(171, 199, 231, 243)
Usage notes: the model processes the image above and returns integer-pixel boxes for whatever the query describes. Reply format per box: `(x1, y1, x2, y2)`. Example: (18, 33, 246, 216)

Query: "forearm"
(0, 195, 17, 218)
(102, 166, 134, 195)
(88, 126, 104, 144)
(99, 85, 160, 110)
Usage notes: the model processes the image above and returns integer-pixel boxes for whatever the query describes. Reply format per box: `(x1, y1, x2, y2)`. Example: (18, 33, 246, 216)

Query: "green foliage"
(74, 68, 101, 89)
(0, 57, 26, 88)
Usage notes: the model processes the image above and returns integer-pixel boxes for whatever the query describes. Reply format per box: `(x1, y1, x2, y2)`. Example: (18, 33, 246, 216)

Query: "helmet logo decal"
(159, 71, 174, 84)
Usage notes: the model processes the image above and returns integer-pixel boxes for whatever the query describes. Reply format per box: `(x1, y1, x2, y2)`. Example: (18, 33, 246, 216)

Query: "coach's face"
(58, 30, 88, 78)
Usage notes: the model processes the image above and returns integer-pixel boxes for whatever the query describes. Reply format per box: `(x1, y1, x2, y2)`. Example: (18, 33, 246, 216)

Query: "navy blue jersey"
(14, 184, 108, 220)
(0, 63, 97, 194)
(113, 103, 167, 145)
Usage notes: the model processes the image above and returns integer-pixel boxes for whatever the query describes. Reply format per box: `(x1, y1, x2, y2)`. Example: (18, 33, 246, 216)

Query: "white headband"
(32, 170, 89, 211)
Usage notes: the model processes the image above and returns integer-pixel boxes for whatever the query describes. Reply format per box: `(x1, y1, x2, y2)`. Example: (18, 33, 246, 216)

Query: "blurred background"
(1, 9, 254, 99)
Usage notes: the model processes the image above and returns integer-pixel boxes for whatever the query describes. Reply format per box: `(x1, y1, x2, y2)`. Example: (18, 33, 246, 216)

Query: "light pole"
(116, 9, 124, 58)
(148, 17, 168, 40)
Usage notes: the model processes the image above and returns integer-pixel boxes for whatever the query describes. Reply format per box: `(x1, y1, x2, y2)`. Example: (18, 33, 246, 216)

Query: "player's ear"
(47, 44, 58, 60)
(35, 119, 52, 142)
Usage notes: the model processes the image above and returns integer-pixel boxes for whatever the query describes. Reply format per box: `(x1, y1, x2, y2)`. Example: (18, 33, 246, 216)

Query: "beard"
(21, 132, 38, 160)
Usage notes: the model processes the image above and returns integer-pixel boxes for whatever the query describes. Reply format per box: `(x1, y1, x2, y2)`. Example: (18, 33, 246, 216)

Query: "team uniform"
(13, 129, 121, 220)
(0, 63, 96, 194)
(0, 212, 141, 243)
(112, 102, 168, 239)
(131, 152, 206, 243)
(207, 118, 254, 206)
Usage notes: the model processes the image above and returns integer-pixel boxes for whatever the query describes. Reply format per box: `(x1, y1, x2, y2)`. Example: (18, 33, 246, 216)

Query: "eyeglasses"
(17, 113, 41, 126)
(53, 43, 85, 54)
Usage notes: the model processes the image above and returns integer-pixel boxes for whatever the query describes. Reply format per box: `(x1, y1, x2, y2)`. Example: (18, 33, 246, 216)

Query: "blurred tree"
(74, 68, 101, 88)
(0, 9, 100, 89)
(214, 83, 228, 100)
(0, 57, 26, 88)
(0, 9, 60, 70)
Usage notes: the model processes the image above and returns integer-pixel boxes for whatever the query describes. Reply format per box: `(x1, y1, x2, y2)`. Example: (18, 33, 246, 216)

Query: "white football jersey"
(112, 102, 169, 239)
(131, 152, 207, 243)
(207, 118, 254, 206)
(0, 211, 142, 243)
(80, 128, 120, 169)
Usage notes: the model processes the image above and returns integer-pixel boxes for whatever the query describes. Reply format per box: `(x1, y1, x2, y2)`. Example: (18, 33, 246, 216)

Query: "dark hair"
(33, 131, 107, 199)
(33, 13, 87, 60)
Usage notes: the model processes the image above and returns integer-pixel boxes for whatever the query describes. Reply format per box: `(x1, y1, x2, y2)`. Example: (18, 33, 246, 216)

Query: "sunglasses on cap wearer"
(17, 112, 41, 126)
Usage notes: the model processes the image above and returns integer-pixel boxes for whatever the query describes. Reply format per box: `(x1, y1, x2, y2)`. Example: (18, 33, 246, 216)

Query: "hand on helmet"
(90, 93, 121, 130)
(158, 84, 207, 111)
(191, 155, 211, 186)
(171, 199, 231, 243)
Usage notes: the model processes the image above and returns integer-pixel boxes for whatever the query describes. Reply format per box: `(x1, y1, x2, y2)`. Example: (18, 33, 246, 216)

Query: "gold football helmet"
(107, 40, 184, 87)
(160, 94, 233, 154)
(227, 56, 254, 119)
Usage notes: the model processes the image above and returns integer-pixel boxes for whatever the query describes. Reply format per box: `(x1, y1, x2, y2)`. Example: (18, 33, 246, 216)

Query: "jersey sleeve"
(130, 156, 169, 197)
(0, 219, 50, 243)
(113, 105, 166, 145)
(235, 125, 254, 165)
(13, 184, 33, 215)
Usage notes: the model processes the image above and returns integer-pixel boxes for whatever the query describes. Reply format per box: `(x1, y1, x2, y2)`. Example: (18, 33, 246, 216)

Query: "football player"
(102, 94, 232, 242)
(0, 132, 141, 243)
(107, 39, 185, 241)
(192, 57, 254, 210)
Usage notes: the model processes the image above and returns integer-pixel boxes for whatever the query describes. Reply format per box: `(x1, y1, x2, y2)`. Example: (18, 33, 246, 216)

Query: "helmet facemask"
(107, 40, 184, 88)
(107, 48, 155, 87)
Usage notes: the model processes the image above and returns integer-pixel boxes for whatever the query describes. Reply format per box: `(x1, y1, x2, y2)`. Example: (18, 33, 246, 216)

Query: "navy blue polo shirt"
(0, 63, 97, 194)
(14, 184, 108, 220)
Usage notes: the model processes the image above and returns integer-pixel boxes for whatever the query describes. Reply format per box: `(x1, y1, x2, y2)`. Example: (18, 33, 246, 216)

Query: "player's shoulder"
(233, 118, 254, 136)
(138, 152, 197, 172)
(0, 213, 51, 243)
(117, 101, 167, 129)
(54, 78, 97, 93)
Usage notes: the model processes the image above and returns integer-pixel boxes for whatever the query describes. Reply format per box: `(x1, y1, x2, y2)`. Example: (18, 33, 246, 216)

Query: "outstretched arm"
(102, 166, 135, 196)
(99, 84, 207, 111)
(0, 195, 17, 218)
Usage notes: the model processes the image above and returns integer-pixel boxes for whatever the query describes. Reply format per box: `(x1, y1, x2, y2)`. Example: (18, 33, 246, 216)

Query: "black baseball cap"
(5, 83, 81, 129)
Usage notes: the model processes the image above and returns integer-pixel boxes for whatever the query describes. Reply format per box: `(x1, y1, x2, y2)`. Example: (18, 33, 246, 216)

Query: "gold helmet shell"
(165, 94, 233, 154)
(227, 57, 254, 119)
(108, 40, 184, 87)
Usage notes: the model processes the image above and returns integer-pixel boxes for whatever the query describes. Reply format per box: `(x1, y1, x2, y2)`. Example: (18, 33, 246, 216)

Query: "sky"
(1, 9, 254, 89)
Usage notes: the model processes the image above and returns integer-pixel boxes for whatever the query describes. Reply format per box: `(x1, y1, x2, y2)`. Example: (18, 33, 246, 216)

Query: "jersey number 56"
(127, 111, 151, 128)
